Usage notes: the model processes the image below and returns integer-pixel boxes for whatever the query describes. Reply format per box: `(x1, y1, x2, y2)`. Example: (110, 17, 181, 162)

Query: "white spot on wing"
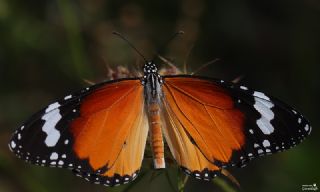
(240, 86, 248, 90)
(50, 152, 58, 160)
(262, 140, 271, 147)
(58, 160, 64, 165)
(45, 102, 61, 113)
(304, 124, 309, 131)
(50, 161, 56, 165)
(254, 98, 274, 118)
(41, 107, 61, 147)
(10, 141, 16, 149)
(253, 91, 271, 101)
(64, 95, 72, 100)
(254, 97, 275, 135)
(257, 118, 274, 135)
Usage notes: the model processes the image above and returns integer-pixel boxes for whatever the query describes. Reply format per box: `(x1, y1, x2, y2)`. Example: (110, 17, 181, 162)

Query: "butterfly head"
(143, 61, 158, 74)
(143, 61, 162, 82)
(142, 61, 163, 97)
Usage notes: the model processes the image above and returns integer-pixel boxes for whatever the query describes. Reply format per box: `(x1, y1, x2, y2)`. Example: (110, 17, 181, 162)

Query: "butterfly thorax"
(142, 62, 163, 98)
(142, 62, 166, 169)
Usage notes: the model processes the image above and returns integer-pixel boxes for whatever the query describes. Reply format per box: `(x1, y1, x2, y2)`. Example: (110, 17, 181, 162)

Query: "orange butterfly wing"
(161, 97, 222, 179)
(161, 76, 247, 178)
(70, 79, 149, 185)
(162, 75, 311, 180)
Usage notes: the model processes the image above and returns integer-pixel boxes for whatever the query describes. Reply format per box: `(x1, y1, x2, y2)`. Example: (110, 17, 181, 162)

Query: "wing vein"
(163, 84, 213, 162)
(203, 106, 232, 161)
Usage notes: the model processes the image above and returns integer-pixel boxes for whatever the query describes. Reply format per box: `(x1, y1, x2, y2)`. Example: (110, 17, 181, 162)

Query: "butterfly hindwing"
(161, 94, 222, 180)
(9, 78, 149, 186)
(161, 75, 311, 178)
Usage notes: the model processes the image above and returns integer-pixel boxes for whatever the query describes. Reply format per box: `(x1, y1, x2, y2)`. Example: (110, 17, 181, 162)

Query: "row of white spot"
(182, 168, 218, 181)
(74, 170, 137, 186)
(48, 152, 67, 166)
(255, 139, 272, 154)
(9, 136, 70, 168)
(238, 139, 274, 161)
(9, 125, 25, 151)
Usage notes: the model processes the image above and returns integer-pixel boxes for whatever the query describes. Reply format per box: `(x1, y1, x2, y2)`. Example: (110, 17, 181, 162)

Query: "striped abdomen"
(148, 102, 165, 169)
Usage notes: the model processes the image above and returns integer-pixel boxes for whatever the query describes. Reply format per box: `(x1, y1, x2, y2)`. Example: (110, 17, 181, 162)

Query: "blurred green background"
(0, 0, 319, 191)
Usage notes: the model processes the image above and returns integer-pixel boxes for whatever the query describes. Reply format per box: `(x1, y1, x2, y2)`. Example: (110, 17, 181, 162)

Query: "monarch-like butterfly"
(8, 36, 311, 187)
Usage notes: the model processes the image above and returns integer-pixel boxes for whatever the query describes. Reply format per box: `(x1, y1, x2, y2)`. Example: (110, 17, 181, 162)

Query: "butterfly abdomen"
(148, 102, 165, 169)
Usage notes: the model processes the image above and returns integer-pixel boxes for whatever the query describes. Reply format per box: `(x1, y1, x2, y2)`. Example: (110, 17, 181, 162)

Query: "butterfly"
(8, 42, 311, 187)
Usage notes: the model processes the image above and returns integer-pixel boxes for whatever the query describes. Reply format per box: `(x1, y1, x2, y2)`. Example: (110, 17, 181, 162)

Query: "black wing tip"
(72, 169, 140, 187)
(226, 129, 312, 169)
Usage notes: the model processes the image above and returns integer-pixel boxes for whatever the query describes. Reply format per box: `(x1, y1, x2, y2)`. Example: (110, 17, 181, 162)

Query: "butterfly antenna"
(112, 31, 148, 63)
(232, 75, 245, 83)
(183, 44, 194, 74)
(158, 55, 177, 69)
(153, 30, 185, 62)
(190, 58, 220, 75)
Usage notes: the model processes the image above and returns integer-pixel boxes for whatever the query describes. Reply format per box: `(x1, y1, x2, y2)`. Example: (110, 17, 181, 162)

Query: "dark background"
(0, 0, 319, 191)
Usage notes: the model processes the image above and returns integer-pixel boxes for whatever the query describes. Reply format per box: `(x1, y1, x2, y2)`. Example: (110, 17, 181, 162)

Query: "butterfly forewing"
(162, 75, 311, 173)
(9, 78, 149, 186)
(228, 83, 311, 166)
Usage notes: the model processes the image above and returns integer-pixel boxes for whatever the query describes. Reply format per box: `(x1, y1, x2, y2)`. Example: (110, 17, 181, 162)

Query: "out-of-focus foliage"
(0, 0, 319, 191)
